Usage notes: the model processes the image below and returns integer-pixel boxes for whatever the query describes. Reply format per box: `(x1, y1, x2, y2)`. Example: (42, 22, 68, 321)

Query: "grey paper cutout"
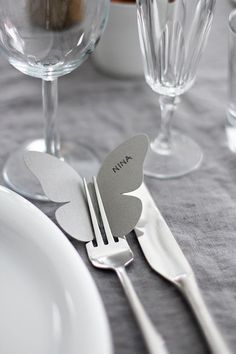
(97, 134, 149, 238)
(24, 134, 149, 241)
(24, 152, 93, 242)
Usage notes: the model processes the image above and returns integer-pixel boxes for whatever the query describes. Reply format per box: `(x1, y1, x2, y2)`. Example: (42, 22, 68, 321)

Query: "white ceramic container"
(93, 2, 144, 78)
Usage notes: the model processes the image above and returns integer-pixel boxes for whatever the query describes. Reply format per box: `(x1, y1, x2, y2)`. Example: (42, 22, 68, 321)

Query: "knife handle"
(178, 275, 231, 354)
(116, 266, 169, 354)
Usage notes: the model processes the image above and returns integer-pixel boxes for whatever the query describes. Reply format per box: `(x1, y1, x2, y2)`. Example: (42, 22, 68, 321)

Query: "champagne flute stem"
(42, 79, 60, 157)
(152, 95, 179, 154)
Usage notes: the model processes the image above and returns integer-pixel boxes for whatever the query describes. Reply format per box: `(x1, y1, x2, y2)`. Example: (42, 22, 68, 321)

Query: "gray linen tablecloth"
(0, 1, 235, 354)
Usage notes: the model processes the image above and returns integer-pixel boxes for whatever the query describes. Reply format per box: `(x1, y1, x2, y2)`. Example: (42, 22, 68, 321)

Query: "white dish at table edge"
(0, 185, 113, 354)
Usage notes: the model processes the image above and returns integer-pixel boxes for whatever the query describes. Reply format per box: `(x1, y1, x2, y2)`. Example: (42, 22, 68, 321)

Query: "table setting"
(0, 1, 235, 354)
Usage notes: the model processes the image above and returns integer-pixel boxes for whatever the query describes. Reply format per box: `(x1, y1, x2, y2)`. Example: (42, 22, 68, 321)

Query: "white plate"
(0, 186, 113, 354)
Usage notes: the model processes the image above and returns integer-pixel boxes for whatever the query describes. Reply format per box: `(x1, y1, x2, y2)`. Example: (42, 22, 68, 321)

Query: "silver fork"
(83, 177, 169, 354)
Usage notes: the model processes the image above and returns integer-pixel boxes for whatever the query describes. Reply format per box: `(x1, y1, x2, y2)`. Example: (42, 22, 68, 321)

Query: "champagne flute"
(136, 0, 215, 179)
(0, 0, 109, 200)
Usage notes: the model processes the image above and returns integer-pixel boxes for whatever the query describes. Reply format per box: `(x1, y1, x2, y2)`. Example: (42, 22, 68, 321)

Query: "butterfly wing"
(97, 134, 149, 237)
(24, 151, 93, 242)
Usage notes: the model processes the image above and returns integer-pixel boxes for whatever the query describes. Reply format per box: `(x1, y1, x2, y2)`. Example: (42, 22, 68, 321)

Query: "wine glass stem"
(42, 79, 60, 157)
(152, 95, 179, 154)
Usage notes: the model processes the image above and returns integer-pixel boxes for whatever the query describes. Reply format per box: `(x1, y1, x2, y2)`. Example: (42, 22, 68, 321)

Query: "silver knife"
(135, 184, 231, 354)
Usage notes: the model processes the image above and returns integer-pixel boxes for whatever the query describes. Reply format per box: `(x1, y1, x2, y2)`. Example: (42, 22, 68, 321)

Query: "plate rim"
(0, 185, 113, 354)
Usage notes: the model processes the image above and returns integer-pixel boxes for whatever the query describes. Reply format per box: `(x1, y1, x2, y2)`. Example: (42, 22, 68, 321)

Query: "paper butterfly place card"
(24, 135, 149, 242)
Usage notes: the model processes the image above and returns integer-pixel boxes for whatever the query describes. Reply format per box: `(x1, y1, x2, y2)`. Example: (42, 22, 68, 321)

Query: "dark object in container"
(28, 0, 84, 30)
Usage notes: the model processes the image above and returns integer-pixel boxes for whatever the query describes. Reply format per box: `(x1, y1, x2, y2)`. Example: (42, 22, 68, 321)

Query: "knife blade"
(135, 184, 231, 354)
(135, 184, 193, 283)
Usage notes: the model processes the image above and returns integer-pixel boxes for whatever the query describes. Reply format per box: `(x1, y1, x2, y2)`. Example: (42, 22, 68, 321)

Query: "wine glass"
(136, 0, 216, 179)
(0, 0, 109, 200)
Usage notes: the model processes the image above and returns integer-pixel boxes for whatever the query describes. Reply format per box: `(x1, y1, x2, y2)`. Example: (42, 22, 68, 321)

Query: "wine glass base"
(3, 139, 100, 201)
(144, 131, 203, 179)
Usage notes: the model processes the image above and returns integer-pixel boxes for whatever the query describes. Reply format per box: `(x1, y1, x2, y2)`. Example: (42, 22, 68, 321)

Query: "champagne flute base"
(144, 131, 203, 179)
(3, 139, 100, 201)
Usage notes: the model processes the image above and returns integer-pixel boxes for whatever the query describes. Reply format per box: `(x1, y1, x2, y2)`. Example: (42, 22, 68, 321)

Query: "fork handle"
(115, 267, 169, 354)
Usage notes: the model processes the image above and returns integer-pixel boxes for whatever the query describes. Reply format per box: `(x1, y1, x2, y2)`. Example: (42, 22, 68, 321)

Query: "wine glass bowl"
(0, 0, 109, 200)
(137, 0, 216, 179)
(0, 1, 108, 80)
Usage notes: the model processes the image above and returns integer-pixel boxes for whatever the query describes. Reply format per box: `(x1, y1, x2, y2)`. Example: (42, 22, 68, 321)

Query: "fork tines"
(83, 177, 116, 245)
